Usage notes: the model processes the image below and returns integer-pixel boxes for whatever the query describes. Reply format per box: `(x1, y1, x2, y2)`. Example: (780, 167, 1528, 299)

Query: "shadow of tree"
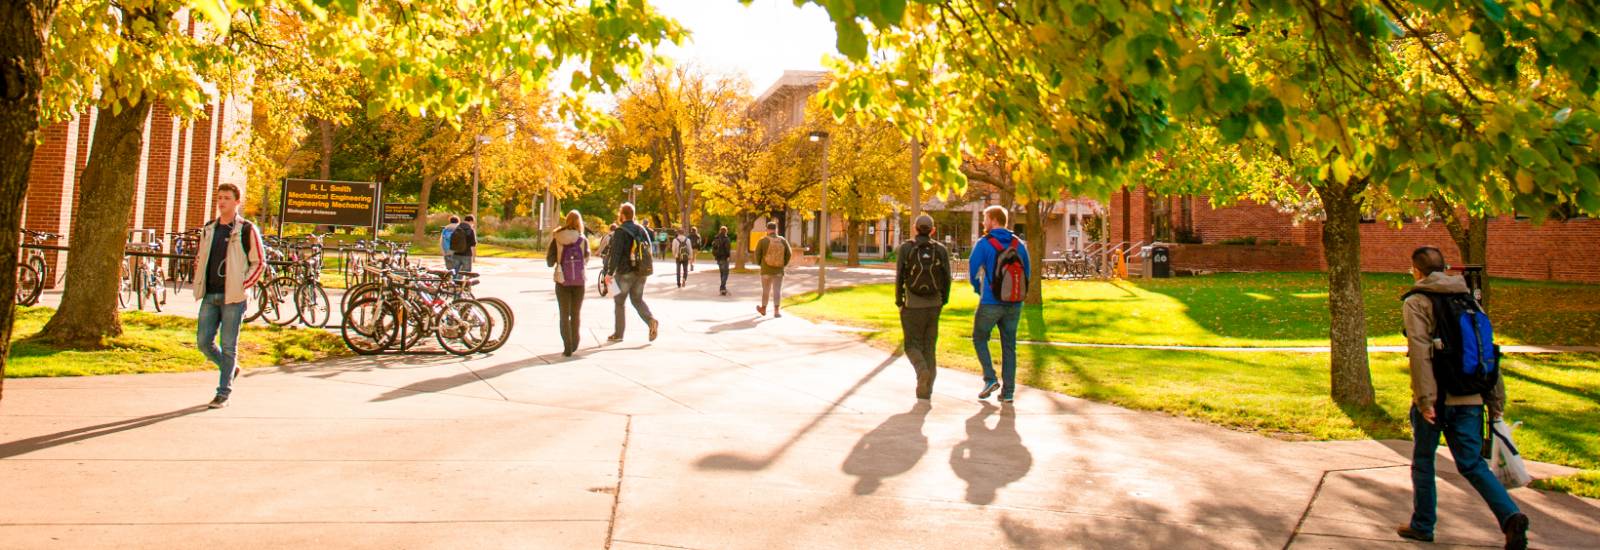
(696, 349, 903, 471)
(0, 406, 205, 459)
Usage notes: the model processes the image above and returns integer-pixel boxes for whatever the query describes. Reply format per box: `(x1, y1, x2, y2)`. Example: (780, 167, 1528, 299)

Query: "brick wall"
(1165, 243, 1323, 274)
(1115, 192, 1600, 284)
(141, 105, 174, 231)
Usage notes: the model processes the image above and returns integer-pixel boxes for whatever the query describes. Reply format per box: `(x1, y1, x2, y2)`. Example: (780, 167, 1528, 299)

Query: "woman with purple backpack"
(546, 210, 590, 357)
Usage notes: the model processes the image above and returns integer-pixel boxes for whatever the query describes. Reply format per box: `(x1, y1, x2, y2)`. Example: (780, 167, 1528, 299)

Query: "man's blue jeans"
(973, 303, 1022, 397)
(197, 293, 246, 397)
(1409, 404, 1521, 536)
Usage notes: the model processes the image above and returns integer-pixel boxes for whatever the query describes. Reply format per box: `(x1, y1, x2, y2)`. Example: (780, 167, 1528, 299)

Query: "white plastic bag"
(1489, 418, 1533, 489)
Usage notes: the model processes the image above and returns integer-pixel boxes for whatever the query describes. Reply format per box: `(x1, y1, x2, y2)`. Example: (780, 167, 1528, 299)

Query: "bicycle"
(120, 243, 167, 312)
(17, 229, 61, 306)
(341, 266, 491, 355)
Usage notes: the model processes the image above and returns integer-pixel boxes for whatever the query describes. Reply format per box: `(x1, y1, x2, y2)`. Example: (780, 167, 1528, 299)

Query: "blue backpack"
(440, 225, 456, 253)
(1405, 290, 1500, 399)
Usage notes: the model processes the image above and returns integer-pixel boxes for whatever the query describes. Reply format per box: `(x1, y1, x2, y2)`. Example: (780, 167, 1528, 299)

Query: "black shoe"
(207, 395, 229, 409)
(1395, 526, 1433, 543)
(978, 381, 1000, 399)
(648, 319, 660, 342)
(1503, 512, 1529, 550)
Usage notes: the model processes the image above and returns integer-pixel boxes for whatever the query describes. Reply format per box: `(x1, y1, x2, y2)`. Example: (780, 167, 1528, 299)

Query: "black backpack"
(712, 236, 731, 258)
(904, 240, 944, 297)
(627, 226, 654, 276)
(1404, 290, 1501, 399)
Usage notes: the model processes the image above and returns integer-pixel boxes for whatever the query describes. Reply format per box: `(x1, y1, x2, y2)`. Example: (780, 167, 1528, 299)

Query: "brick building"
(22, 98, 252, 286)
(1108, 187, 1600, 284)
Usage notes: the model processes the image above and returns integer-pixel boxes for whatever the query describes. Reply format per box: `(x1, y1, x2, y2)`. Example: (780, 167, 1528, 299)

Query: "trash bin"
(1150, 245, 1171, 278)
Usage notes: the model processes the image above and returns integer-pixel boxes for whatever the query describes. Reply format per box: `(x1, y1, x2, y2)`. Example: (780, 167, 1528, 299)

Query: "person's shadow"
(841, 401, 933, 495)
(950, 402, 1033, 505)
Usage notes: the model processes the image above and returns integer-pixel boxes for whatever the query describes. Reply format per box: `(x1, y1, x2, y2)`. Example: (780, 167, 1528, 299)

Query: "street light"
(630, 184, 643, 205)
(472, 134, 491, 221)
(808, 130, 830, 295)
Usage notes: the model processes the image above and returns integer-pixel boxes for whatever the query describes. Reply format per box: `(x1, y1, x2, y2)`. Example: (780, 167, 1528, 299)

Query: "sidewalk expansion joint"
(605, 415, 633, 550)
(1282, 464, 1407, 550)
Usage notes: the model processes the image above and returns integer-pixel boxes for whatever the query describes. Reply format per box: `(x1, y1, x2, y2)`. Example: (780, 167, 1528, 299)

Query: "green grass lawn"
(785, 273, 1600, 497)
(791, 273, 1600, 347)
(410, 241, 543, 259)
(7, 306, 350, 377)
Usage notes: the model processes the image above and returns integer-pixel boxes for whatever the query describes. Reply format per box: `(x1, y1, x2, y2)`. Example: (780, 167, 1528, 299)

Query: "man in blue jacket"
(968, 205, 1030, 403)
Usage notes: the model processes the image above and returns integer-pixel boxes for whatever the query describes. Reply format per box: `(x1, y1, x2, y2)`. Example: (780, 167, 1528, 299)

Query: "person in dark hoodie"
(968, 205, 1029, 403)
(601, 203, 660, 342)
(546, 210, 589, 357)
(1396, 246, 1527, 549)
(895, 214, 952, 401)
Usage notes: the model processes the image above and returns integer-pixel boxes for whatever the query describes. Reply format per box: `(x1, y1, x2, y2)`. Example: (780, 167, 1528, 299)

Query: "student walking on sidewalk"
(687, 227, 701, 272)
(547, 210, 590, 357)
(895, 215, 952, 401)
(601, 203, 660, 342)
(441, 215, 459, 269)
(711, 226, 732, 296)
(192, 183, 266, 409)
(968, 205, 1030, 403)
(1395, 246, 1528, 549)
(672, 230, 693, 288)
(450, 215, 478, 273)
(753, 222, 791, 317)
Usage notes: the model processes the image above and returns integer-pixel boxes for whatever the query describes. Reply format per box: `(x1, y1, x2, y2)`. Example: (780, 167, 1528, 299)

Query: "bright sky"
(649, 0, 839, 96)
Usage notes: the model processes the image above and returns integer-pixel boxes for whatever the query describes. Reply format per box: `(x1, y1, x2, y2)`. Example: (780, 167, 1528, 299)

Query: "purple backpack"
(559, 239, 586, 286)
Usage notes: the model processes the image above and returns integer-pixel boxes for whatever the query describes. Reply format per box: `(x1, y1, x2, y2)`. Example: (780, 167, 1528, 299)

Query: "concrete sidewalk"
(2, 259, 1596, 549)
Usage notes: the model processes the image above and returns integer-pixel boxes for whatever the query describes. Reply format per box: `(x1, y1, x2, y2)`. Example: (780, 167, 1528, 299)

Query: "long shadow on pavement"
(841, 401, 932, 495)
(950, 402, 1033, 505)
(696, 349, 903, 471)
(0, 406, 206, 459)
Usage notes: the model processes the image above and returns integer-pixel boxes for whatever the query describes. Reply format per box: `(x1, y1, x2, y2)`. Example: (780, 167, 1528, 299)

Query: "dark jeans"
(973, 303, 1021, 397)
(1409, 404, 1520, 536)
(676, 258, 690, 287)
(716, 258, 730, 291)
(555, 284, 584, 353)
(612, 272, 655, 337)
(900, 306, 942, 399)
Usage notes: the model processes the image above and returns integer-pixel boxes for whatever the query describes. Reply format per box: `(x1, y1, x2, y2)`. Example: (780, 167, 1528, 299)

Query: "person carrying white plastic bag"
(1489, 418, 1533, 489)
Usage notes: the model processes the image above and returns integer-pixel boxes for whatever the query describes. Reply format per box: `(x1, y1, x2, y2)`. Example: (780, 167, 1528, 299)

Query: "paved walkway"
(2, 259, 1596, 549)
(1019, 340, 1600, 354)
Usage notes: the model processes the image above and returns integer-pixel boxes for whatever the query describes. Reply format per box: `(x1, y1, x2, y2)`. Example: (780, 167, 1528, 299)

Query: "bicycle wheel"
(340, 295, 398, 355)
(27, 256, 47, 289)
(261, 277, 298, 326)
(477, 297, 514, 353)
(339, 281, 380, 317)
(16, 265, 40, 307)
(243, 285, 264, 322)
(436, 299, 491, 355)
(295, 282, 331, 328)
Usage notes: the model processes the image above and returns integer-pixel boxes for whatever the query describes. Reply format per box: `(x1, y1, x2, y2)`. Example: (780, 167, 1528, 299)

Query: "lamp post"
(630, 184, 642, 205)
(471, 135, 491, 221)
(809, 130, 830, 295)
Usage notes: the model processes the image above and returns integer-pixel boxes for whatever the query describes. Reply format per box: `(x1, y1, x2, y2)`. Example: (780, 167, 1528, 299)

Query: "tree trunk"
(37, 98, 153, 348)
(846, 219, 861, 266)
(1432, 197, 1491, 306)
(1024, 201, 1047, 306)
(413, 172, 436, 243)
(669, 128, 691, 234)
(909, 139, 922, 219)
(0, 0, 60, 399)
(318, 118, 333, 180)
(501, 190, 516, 221)
(1317, 183, 1376, 407)
(735, 212, 753, 270)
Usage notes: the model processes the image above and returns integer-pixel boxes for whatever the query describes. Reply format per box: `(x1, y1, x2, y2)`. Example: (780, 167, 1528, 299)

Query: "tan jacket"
(1403, 272, 1506, 416)
(192, 217, 267, 304)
